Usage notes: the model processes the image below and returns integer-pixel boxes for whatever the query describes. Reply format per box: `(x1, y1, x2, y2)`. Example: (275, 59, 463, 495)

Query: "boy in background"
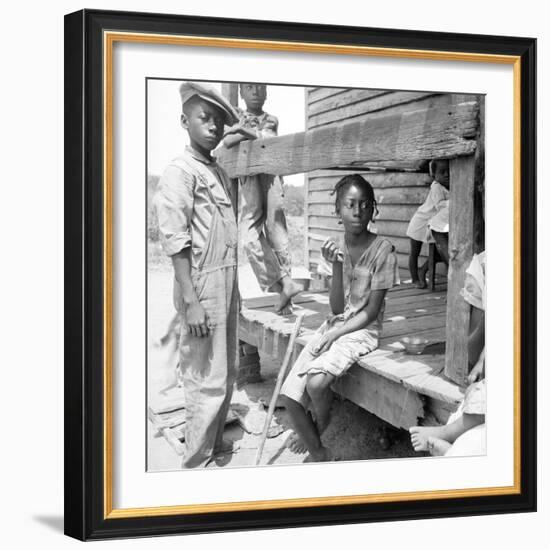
(224, 83, 301, 313)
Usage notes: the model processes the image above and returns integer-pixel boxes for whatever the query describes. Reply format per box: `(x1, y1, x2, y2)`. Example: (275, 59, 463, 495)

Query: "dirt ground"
(147, 267, 420, 471)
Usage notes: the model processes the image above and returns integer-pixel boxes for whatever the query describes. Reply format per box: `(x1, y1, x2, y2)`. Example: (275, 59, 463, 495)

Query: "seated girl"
(409, 250, 486, 456)
(279, 174, 400, 462)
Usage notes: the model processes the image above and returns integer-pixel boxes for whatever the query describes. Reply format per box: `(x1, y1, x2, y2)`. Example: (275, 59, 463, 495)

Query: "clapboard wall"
(304, 87, 477, 278)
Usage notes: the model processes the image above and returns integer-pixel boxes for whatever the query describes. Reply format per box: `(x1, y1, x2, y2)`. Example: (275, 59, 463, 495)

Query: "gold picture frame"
(64, 9, 536, 540)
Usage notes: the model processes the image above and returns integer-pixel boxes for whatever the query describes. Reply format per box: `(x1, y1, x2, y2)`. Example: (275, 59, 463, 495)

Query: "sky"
(147, 80, 306, 186)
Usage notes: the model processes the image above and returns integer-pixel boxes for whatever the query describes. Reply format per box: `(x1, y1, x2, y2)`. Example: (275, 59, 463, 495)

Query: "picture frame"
(64, 8, 536, 540)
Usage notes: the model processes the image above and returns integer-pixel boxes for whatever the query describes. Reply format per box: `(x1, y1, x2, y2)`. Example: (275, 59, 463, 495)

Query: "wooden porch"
(239, 282, 464, 430)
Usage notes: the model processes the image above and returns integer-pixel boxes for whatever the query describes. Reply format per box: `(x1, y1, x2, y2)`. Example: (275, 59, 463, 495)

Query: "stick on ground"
(255, 312, 306, 465)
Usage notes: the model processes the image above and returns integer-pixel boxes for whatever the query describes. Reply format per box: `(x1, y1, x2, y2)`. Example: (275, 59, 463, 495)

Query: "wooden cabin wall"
(304, 87, 477, 280)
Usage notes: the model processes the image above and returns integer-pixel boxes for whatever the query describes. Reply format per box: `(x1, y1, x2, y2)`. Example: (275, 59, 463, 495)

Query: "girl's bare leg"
(306, 372, 336, 434)
(409, 413, 484, 452)
(279, 395, 332, 462)
(408, 238, 423, 284)
(431, 230, 449, 265)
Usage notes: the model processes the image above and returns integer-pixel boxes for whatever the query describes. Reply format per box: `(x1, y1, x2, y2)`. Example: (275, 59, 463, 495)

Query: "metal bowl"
(401, 336, 429, 355)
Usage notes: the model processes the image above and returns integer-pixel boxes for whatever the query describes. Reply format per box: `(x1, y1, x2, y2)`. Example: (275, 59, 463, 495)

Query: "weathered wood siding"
(305, 87, 477, 278)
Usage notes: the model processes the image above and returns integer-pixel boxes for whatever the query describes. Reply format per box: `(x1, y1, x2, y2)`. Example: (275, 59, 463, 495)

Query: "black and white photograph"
(146, 79, 486, 471)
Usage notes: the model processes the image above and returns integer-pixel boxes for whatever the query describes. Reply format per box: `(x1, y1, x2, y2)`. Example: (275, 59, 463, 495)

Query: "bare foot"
(286, 432, 308, 454)
(409, 426, 446, 452)
(214, 439, 240, 455)
(415, 264, 428, 289)
(275, 278, 302, 314)
(427, 436, 452, 456)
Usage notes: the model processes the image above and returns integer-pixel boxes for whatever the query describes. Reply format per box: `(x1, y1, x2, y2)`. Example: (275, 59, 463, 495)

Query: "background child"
(409, 250, 486, 456)
(224, 83, 301, 313)
(154, 81, 240, 468)
(279, 174, 400, 462)
(406, 159, 450, 287)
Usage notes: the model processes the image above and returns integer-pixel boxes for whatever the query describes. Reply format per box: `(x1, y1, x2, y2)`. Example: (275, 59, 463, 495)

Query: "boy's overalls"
(175, 172, 239, 468)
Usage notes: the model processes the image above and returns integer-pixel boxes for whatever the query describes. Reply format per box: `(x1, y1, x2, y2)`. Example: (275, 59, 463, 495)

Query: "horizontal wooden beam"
(216, 101, 478, 177)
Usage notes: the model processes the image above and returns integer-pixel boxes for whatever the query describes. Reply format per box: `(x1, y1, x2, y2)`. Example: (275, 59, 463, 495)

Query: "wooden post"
(221, 83, 239, 107)
(428, 243, 436, 292)
(444, 154, 476, 385)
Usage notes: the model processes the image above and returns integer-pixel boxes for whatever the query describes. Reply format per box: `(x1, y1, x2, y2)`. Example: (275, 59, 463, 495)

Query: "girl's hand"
(321, 238, 343, 264)
(467, 361, 485, 385)
(186, 301, 210, 338)
(312, 329, 340, 356)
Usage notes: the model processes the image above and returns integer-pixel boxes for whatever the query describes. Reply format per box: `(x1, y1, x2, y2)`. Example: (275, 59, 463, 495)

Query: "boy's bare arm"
(223, 124, 258, 148)
(171, 248, 210, 337)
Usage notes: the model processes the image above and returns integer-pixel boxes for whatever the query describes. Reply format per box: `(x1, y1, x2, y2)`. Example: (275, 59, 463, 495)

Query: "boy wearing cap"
(224, 83, 301, 314)
(154, 81, 240, 468)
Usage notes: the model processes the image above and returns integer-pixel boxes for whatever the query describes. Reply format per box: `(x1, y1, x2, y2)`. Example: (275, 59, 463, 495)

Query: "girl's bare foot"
(409, 426, 446, 451)
(214, 439, 239, 455)
(415, 264, 428, 289)
(427, 436, 452, 456)
(275, 278, 302, 314)
(286, 431, 308, 454)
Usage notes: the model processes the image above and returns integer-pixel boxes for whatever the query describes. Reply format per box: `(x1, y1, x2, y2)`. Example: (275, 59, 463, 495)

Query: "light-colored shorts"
(280, 319, 378, 407)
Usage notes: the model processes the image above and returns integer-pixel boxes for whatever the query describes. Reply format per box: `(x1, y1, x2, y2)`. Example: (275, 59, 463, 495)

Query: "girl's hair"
(331, 174, 378, 222)
(428, 158, 449, 178)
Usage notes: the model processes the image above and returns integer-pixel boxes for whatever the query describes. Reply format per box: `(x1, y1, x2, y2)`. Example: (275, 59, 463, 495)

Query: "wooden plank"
(384, 301, 447, 320)
(308, 89, 389, 117)
(357, 353, 463, 404)
(308, 91, 438, 128)
(388, 281, 446, 296)
(216, 102, 479, 177)
(444, 155, 476, 385)
(379, 325, 447, 348)
(375, 187, 430, 206)
(385, 289, 446, 308)
(308, 87, 349, 104)
(377, 312, 447, 338)
(310, 93, 463, 131)
(333, 364, 425, 429)
(308, 172, 432, 190)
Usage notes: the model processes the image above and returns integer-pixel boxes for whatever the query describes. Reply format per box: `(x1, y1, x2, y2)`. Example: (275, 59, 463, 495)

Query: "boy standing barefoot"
(224, 83, 301, 313)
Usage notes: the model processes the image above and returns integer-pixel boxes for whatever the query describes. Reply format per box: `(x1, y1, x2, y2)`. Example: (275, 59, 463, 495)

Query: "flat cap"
(179, 81, 239, 125)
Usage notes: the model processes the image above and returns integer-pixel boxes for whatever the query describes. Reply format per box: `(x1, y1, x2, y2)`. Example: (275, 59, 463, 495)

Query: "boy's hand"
(186, 301, 210, 337)
(321, 238, 343, 264)
(312, 329, 340, 356)
(223, 123, 242, 136)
